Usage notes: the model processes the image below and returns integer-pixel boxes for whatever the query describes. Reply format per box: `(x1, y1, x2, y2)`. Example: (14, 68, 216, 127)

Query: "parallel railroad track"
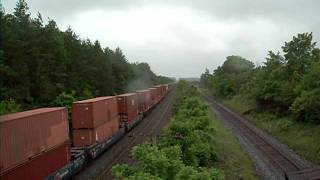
(202, 93, 320, 180)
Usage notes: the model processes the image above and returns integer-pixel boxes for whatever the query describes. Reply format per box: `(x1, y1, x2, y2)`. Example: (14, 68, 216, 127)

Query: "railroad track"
(201, 93, 320, 180)
(97, 89, 175, 179)
(74, 88, 175, 180)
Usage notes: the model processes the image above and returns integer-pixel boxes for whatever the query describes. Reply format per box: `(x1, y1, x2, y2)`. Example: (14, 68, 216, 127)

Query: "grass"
(208, 106, 258, 180)
(222, 97, 320, 165)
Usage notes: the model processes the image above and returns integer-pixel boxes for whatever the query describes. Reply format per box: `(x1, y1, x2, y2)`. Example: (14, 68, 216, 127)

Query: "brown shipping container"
(149, 88, 157, 105)
(0, 142, 70, 180)
(109, 117, 120, 135)
(136, 90, 151, 113)
(72, 96, 118, 129)
(159, 85, 164, 99)
(72, 116, 119, 147)
(0, 108, 69, 173)
(163, 85, 168, 94)
(117, 93, 139, 122)
(159, 85, 164, 98)
(153, 86, 162, 102)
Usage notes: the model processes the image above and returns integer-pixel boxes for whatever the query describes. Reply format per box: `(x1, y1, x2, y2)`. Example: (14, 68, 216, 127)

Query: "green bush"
(112, 81, 224, 179)
(290, 90, 320, 123)
(201, 32, 320, 123)
(51, 91, 76, 116)
(0, 99, 21, 115)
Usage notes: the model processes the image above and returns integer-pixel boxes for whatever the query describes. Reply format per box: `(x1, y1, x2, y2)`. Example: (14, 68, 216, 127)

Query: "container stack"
(136, 90, 152, 113)
(72, 97, 119, 147)
(149, 87, 157, 105)
(0, 108, 70, 180)
(159, 85, 168, 98)
(153, 85, 163, 102)
(116, 93, 139, 123)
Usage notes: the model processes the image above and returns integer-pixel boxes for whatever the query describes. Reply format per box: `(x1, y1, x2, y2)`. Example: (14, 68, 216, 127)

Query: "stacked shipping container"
(0, 83, 173, 179)
(153, 85, 166, 102)
(136, 90, 152, 113)
(153, 86, 161, 103)
(0, 108, 70, 180)
(149, 88, 157, 106)
(72, 97, 119, 147)
(1, 143, 70, 180)
(116, 93, 139, 123)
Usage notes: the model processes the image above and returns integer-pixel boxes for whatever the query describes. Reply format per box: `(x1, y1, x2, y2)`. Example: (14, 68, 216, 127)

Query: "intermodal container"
(72, 116, 119, 147)
(136, 90, 151, 113)
(116, 93, 139, 122)
(72, 96, 118, 129)
(109, 117, 120, 135)
(149, 88, 157, 105)
(0, 142, 70, 180)
(0, 108, 69, 173)
(160, 85, 165, 98)
(161, 85, 167, 97)
(153, 85, 162, 102)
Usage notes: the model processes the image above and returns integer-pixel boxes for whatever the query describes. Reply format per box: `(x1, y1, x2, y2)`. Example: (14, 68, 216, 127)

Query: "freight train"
(0, 83, 175, 180)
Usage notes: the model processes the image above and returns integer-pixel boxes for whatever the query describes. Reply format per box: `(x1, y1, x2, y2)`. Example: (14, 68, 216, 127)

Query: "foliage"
(290, 61, 320, 122)
(51, 91, 76, 116)
(200, 56, 254, 98)
(206, 107, 257, 179)
(0, 0, 173, 112)
(201, 32, 320, 123)
(112, 81, 224, 180)
(223, 96, 320, 164)
(0, 99, 21, 115)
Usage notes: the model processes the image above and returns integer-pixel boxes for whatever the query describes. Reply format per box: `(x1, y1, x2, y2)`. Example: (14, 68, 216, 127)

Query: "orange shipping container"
(72, 117, 119, 147)
(72, 96, 118, 129)
(136, 90, 151, 113)
(149, 88, 157, 105)
(153, 85, 162, 102)
(109, 117, 120, 135)
(0, 108, 69, 173)
(117, 93, 139, 122)
(0, 142, 70, 180)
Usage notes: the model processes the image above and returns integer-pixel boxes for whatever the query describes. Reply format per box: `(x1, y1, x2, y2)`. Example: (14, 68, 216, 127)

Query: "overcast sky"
(2, 0, 320, 78)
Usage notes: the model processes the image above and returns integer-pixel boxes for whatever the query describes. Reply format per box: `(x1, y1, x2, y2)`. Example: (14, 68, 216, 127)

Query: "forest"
(200, 33, 320, 124)
(0, 1, 173, 115)
(200, 33, 320, 164)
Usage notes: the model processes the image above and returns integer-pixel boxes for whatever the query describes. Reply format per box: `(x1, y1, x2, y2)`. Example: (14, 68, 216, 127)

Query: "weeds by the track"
(223, 98, 320, 165)
(207, 108, 258, 179)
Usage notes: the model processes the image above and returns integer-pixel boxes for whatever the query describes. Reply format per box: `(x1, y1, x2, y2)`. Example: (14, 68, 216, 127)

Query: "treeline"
(0, 0, 173, 114)
(200, 33, 320, 123)
(112, 81, 224, 179)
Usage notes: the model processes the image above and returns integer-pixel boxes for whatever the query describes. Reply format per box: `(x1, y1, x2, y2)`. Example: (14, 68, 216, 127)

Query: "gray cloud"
(2, 0, 320, 78)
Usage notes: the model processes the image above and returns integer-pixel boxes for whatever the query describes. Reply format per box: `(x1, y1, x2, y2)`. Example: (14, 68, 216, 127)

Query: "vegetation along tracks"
(202, 93, 320, 180)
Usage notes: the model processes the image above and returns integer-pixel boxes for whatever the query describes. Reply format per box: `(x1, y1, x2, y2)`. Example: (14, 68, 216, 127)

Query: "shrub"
(112, 81, 224, 179)
(51, 91, 76, 117)
(0, 99, 21, 115)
